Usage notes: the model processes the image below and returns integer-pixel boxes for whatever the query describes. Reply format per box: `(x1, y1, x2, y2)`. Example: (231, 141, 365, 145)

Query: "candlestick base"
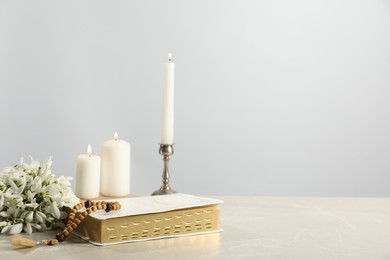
(151, 187, 176, 196)
(152, 144, 177, 196)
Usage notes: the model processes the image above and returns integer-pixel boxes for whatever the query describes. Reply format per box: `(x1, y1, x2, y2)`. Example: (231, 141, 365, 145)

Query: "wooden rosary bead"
(74, 219, 81, 225)
(71, 223, 78, 230)
(40, 240, 48, 245)
(82, 211, 88, 216)
(91, 206, 97, 211)
(63, 230, 70, 237)
(56, 233, 65, 242)
(48, 240, 58, 245)
(79, 215, 85, 221)
(84, 200, 93, 208)
(105, 203, 113, 212)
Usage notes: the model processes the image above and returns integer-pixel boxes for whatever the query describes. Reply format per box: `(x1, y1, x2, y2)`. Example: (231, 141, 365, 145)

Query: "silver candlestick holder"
(151, 144, 177, 196)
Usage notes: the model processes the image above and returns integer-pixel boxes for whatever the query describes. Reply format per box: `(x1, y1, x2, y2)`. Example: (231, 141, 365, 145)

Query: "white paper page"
(89, 194, 223, 220)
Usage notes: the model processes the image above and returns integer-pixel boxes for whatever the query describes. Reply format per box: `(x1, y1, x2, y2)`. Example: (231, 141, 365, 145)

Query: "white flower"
(0, 157, 79, 235)
(50, 202, 61, 219)
(24, 222, 32, 234)
(9, 223, 23, 234)
(26, 211, 33, 223)
(35, 212, 44, 223)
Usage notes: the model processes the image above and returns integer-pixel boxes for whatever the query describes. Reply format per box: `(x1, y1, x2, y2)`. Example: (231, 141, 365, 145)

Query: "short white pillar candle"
(76, 144, 101, 199)
(101, 132, 131, 197)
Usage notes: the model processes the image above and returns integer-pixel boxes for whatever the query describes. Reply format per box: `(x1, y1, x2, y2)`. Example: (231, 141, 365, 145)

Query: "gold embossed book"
(74, 194, 223, 245)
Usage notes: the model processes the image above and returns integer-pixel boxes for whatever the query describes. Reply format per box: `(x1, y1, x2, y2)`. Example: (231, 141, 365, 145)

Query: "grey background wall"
(0, 0, 389, 196)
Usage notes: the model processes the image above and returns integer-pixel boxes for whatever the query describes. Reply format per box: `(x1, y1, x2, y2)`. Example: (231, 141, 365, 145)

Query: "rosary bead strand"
(56, 200, 121, 243)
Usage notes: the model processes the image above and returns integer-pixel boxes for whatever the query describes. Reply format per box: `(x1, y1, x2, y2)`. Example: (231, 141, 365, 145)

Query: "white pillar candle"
(101, 132, 131, 197)
(76, 144, 101, 199)
(160, 52, 175, 144)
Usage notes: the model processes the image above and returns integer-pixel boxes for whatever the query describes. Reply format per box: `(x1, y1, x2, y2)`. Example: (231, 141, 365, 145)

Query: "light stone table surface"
(1, 196, 390, 260)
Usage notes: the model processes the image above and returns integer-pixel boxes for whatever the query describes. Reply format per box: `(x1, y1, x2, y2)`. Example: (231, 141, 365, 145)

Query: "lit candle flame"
(114, 132, 118, 141)
(168, 52, 172, 62)
(87, 144, 92, 156)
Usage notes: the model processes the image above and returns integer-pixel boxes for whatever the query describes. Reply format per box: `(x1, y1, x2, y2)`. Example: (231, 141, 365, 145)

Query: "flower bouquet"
(0, 157, 79, 234)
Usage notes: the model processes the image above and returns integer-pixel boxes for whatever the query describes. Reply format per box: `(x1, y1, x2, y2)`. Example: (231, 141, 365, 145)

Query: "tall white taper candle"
(160, 53, 175, 144)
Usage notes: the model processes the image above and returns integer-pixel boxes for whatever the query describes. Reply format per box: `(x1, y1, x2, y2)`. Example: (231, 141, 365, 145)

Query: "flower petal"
(9, 179, 18, 191)
(0, 221, 7, 227)
(9, 223, 23, 234)
(35, 212, 44, 223)
(30, 223, 41, 230)
(23, 222, 32, 235)
(0, 211, 9, 217)
(51, 203, 60, 219)
(26, 211, 33, 222)
(1, 224, 10, 233)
